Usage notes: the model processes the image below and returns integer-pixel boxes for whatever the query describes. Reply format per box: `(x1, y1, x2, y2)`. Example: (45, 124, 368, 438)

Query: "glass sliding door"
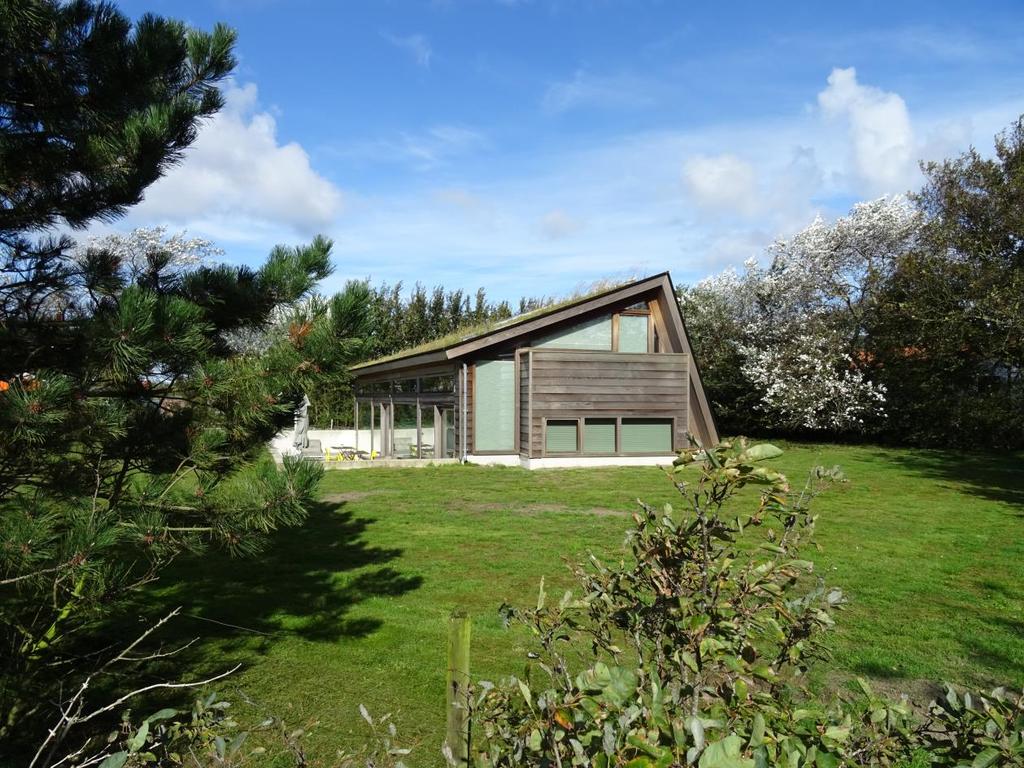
(392, 403, 417, 458)
(419, 401, 435, 458)
(377, 402, 393, 458)
(441, 408, 456, 458)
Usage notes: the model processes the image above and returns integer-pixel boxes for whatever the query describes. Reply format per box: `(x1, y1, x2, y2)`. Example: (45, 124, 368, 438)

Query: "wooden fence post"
(445, 611, 471, 766)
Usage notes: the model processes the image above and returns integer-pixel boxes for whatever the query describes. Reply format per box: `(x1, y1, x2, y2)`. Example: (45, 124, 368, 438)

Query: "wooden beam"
(445, 612, 471, 766)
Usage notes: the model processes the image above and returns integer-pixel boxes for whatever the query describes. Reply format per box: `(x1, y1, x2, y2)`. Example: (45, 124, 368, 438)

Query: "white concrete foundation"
(467, 454, 674, 469)
(521, 455, 674, 470)
(464, 454, 523, 467)
(272, 430, 674, 471)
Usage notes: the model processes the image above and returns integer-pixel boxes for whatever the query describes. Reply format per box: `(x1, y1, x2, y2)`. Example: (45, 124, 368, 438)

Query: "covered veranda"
(351, 371, 458, 461)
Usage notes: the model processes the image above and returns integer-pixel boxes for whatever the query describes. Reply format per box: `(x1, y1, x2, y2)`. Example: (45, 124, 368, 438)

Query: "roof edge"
(350, 271, 670, 375)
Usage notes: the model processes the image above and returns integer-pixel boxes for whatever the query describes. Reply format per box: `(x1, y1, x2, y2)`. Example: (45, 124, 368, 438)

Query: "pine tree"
(0, 0, 236, 235)
(0, 3, 368, 756)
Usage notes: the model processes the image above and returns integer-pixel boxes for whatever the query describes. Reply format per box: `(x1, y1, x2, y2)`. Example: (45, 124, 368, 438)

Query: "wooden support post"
(445, 611, 471, 766)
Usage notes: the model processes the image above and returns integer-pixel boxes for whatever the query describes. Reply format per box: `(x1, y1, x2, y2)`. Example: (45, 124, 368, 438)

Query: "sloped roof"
(351, 272, 669, 375)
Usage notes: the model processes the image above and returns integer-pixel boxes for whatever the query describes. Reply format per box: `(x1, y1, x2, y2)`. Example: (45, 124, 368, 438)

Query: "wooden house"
(349, 272, 718, 468)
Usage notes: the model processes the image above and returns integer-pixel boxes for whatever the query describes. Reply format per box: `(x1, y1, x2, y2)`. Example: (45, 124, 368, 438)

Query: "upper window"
(535, 315, 612, 351)
(618, 314, 649, 353)
(530, 302, 659, 353)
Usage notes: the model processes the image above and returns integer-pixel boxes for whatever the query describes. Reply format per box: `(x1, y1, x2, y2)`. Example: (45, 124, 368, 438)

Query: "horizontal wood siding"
(519, 353, 530, 455)
(465, 364, 474, 453)
(526, 349, 688, 457)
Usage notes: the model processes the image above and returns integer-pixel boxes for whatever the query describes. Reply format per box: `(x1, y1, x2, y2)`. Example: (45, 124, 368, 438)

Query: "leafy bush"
(72, 693, 410, 768)
(471, 440, 1023, 767)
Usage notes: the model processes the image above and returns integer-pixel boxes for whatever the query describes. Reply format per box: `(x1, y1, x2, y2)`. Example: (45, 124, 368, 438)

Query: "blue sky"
(111, 0, 1024, 301)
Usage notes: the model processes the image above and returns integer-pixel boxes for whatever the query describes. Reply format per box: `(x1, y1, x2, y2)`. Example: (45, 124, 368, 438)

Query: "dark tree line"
(365, 282, 546, 360)
(302, 282, 547, 427)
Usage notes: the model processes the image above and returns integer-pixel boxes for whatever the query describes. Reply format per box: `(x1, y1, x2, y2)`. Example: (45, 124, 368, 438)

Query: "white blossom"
(76, 226, 223, 275)
(691, 196, 921, 432)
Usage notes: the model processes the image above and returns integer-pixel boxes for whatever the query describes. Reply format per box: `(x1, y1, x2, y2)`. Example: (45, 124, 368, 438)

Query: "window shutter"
(620, 418, 672, 453)
(545, 420, 578, 453)
(583, 418, 616, 453)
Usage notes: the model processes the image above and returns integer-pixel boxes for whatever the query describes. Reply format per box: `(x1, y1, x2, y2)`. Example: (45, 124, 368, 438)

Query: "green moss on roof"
(351, 276, 645, 370)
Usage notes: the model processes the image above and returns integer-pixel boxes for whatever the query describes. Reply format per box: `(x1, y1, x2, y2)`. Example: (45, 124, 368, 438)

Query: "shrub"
(471, 439, 1023, 767)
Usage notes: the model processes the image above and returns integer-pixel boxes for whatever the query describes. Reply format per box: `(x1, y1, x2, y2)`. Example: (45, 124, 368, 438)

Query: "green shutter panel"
(620, 418, 672, 453)
(545, 420, 578, 453)
(535, 315, 612, 350)
(583, 418, 616, 453)
(474, 360, 515, 451)
(618, 314, 649, 353)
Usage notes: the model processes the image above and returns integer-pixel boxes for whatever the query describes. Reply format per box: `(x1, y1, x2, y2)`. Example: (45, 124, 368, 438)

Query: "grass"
(350, 277, 632, 369)
(141, 442, 1024, 763)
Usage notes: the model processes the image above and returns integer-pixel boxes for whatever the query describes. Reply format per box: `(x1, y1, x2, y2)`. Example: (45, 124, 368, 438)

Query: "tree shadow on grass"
(137, 499, 423, 659)
(883, 448, 1024, 511)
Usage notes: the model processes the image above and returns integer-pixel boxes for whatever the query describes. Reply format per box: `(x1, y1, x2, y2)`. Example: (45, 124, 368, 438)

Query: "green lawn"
(144, 443, 1024, 763)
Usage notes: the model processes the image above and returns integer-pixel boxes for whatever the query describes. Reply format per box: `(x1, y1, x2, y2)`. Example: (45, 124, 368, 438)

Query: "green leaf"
(687, 717, 705, 752)
(748, 714, 765, 748)
(145, 708, 178, 723)
(680, 651, 699, 673)
(734, 679, 748, 702)
(699, 734, 754, 768)
(604, 666, 637, 706)
(99, 754, 128, 768)
(627, 734, 667, 759)
(971, 748, 1001, 768)
(851, 684, 876, 700)
(228, 732, 249, 757)
(821, 726, 849, 744)
(737, 444, 783, 463)
(528, 728, 542, 751)
(128, 721, 149, 752)
(517, 678, 533, 709)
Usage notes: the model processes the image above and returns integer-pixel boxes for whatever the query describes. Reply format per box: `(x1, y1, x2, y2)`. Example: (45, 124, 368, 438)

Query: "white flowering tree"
(76, 226, 223, 277)
(684, 196, 922, 433)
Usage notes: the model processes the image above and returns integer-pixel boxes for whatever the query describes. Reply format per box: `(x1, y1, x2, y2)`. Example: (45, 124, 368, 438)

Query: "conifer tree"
(1, 0, 237, 234)
(0, 2, 370, 755)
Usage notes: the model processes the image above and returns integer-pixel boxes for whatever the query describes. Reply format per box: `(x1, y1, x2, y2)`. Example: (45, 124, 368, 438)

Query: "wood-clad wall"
(464, 363, 474, 453)
(522, 349, 688, 457)
(519, 352, 530, 455)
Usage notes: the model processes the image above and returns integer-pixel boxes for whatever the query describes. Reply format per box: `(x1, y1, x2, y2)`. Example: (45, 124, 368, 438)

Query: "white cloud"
(326, 124, 487, 171)
(111, 66, 1020, 302)
(681, 154, 761, 217)
(817, 67, 916, 193)
(542, 70, 659, 114)
(316, 76, 1022, 299)
(382, 32, 433, 68)
(404, 125, 486, 169)
(540, 209, 583, 239)
(132, 82, 343, 236)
